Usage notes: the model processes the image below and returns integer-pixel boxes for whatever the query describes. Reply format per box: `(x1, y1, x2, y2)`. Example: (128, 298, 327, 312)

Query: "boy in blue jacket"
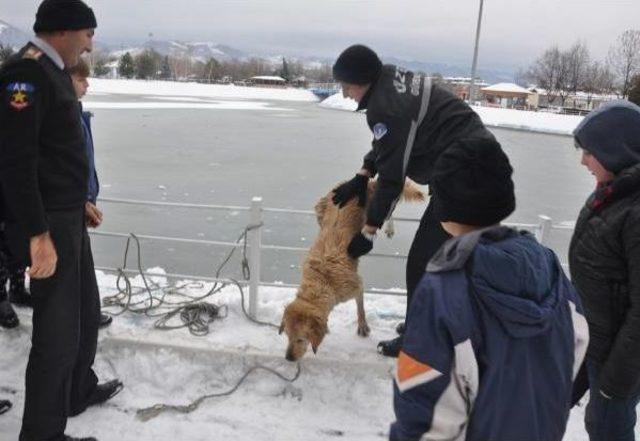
(390, 138, 589, 441)
(69, 59, 112, 329)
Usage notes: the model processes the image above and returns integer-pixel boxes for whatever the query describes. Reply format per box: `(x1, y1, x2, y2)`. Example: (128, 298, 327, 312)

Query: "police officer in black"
(0, 1, 122, 440)
(331, 45, 502, 357)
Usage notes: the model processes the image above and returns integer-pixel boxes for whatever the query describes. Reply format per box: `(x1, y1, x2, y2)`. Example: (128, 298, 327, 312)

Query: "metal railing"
(92, 197, 570, 317)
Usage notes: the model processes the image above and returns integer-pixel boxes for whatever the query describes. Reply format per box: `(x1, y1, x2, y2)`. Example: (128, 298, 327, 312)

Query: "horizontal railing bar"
(98, 197, 251, 212)
(97, 197, 559, 233)
(90, 230, 244, 248)
(94, 267, 406, 297)
(551, 225, 576, 231)
(94, 266, 249, 286)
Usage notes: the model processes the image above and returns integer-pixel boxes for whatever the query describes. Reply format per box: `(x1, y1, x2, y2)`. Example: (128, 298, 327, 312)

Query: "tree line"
(84, 48, 334, 84)
(524, 30, 640, 105)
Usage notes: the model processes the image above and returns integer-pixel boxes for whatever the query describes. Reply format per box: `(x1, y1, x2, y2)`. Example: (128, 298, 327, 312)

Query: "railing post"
(535, 215, 552, 246)
(249, 197, 263, 318)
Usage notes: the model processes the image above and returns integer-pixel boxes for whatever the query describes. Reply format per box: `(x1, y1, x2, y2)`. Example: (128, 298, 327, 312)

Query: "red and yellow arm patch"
(396, 350, 443, 393)
(6, 82, 35, 111)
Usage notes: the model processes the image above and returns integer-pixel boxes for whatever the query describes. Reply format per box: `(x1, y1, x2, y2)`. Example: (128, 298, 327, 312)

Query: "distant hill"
(384, 56, 515, 84)
(0, 19, 514, 83)
(106, 39, 249, 63)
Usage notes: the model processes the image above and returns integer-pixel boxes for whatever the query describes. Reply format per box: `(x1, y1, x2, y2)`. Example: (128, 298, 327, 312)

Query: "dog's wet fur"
(279, 180, 424, 361)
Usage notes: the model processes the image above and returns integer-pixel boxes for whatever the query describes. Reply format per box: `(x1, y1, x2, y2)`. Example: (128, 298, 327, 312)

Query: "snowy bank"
(88, 78, 319, 102)
(0, 270, 609, 440)
(472, 106, 584, 136)
(319, 92, 584, 136)
(83, 101, 293, 111)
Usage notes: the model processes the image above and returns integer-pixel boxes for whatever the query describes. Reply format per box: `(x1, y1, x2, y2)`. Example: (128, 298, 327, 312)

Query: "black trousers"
(405, 199, 451, 315)
(19, 209, 100, 441)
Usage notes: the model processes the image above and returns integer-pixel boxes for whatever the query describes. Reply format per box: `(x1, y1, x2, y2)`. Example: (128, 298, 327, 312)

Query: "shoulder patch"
(373, 122, 388, 140)
(22, 47, 43, 61)
(6, 82, 35, 111)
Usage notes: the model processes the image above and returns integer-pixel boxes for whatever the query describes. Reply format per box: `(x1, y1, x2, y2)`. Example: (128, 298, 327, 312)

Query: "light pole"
(468, 0, 485, 103)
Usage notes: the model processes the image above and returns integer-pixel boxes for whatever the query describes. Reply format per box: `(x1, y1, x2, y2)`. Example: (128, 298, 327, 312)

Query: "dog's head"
(279, 299, 328, 362)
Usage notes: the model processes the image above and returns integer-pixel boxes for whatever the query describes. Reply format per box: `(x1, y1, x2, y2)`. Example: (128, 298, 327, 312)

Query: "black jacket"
(569, 163, 640, 398)
(0, 44, 87, 238)
(359, 65, 495, 227)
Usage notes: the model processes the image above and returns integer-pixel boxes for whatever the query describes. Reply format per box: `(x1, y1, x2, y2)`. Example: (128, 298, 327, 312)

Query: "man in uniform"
(331, 44, 504, 357)
(0, 1, 122, 440)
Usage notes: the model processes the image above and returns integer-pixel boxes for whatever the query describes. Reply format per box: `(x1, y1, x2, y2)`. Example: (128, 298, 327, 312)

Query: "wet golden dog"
(279, 179, 424, 361)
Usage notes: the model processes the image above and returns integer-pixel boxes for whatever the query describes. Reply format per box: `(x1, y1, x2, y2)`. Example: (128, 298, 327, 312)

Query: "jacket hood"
(428, 227, 562, 338)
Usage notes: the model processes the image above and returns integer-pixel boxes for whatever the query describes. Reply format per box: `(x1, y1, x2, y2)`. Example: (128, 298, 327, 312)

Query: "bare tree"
(608, 29, 640, 98)
(582, 61, 616, 106)
(528, 46, 562, 105)
(566, 41, 591, 93)
(555, 50, 575, 107)
(630, 74, 640, 106)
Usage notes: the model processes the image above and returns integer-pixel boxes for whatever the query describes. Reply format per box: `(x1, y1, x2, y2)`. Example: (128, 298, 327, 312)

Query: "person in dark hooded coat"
(569, 100, 640, 441)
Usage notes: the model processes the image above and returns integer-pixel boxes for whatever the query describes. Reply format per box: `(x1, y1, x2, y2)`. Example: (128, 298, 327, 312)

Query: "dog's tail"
(368, 178, 425, 203)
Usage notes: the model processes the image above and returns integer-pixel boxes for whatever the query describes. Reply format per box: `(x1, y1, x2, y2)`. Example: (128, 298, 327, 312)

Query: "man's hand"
(347, 227, 377, 259)
(332, 173, 369, 208)
(85, 201, 103, 228)
(28, 232, 58, 279)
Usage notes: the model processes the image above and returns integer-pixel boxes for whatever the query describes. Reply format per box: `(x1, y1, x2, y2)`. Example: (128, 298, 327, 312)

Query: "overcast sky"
(2, 0, 638, 69)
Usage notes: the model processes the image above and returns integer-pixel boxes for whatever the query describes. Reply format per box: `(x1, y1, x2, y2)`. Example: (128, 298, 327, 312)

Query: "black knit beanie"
(431, 138, 516, 227)
(333, 44, 383, 85)
(573, 100, 640, 174)
(34, 0, 97, 33)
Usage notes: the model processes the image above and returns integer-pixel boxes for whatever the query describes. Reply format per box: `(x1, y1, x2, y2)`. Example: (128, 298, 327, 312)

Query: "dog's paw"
(357, 322, 371, 337)
(383, 220, 395, 238)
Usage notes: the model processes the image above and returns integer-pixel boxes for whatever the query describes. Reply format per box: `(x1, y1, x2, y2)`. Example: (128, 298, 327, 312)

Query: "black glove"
(332, 174, 368, 208)
(347, 232, 374, 259)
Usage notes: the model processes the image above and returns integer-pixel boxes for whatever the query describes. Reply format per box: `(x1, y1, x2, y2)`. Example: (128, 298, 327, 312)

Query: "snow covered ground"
(88, 78, 318, 102)
(84, 80, 583, 135)
(0, 269, 609, 441)
(319, 92, 584, 136)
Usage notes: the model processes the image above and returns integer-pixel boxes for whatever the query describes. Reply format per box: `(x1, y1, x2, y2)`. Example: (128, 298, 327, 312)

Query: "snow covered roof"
(481, 83, 531, 94)
(251, 76, 286, 82)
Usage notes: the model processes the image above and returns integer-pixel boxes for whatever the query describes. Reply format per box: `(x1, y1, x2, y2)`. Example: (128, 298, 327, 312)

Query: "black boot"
(377, 335, 403, 358)
(0, 299, 18, 329)
(99, 313, 113, 329)
(69, 379, 123, 417)
(0, 278, 18, 329)
(9, 269, 32, 308)
(0, 399, 11, 415)
(64, 435, 97, 441)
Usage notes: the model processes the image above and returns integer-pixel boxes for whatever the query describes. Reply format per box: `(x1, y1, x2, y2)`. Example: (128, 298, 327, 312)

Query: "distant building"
(249, 76, 287, 88)
(480, 83, 532, 109)
(442, 77, 489, 101)
(529, 88, 617, 113)
(290, 76, 308, 88)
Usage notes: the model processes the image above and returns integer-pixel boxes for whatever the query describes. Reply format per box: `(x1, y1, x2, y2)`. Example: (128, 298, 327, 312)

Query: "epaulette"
(22, 47, 43, 61)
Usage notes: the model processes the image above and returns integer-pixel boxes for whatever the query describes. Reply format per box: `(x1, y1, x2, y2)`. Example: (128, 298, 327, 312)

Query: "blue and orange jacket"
(390, 227, 589, 441)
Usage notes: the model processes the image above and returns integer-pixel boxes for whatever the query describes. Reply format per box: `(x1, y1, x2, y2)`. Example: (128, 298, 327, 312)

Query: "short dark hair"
(68, 58, 90, 78)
